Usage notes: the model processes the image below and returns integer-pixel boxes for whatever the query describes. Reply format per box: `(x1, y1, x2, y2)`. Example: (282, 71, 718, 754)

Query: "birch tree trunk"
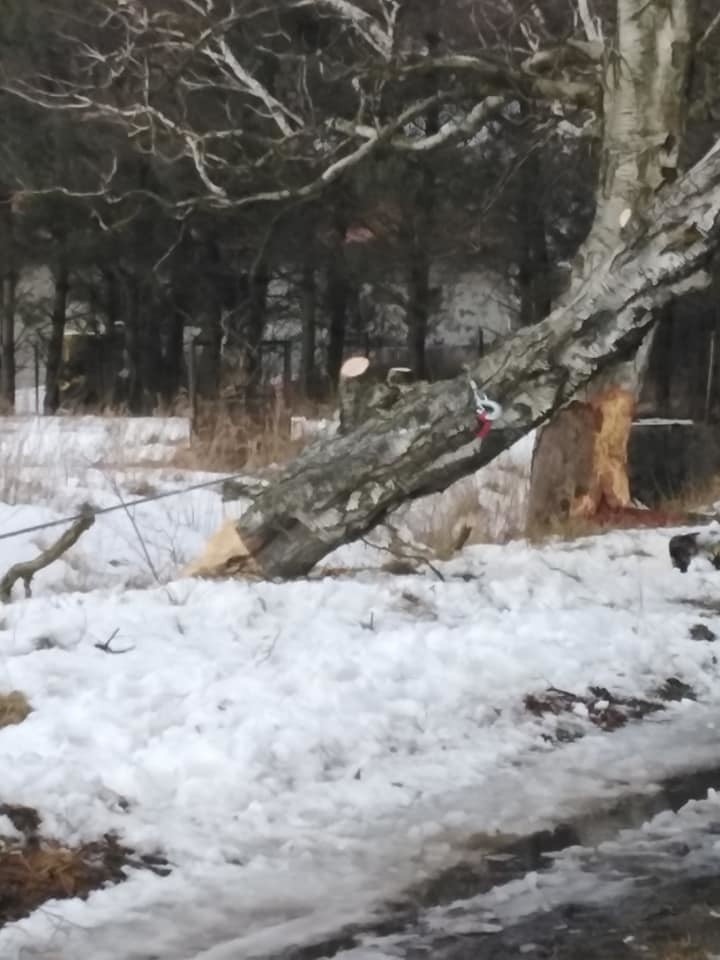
(185, 137, 720, 580)
(529, 0, 693, 523)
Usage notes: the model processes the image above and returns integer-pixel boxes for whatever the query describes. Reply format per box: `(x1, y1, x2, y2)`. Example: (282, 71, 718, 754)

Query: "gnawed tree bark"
(530, 0, 693, 521)
(185, 139, 720, 580)
(528, 387, 635, 527)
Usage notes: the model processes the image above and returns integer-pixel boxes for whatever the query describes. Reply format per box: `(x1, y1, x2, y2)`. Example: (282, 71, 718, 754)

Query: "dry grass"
(0, 802, 169, 928)
(0, 441, 60, 505)
(525, 497, 704, 546)
(404, 463, 530, 559)
(0, 690, 32, 728)
(0, 841, 119, 915)
(174, 399, 314, 472)
(525, 513, 605, 545)
(644, 937, 709, 959)
(657, 474, 720, 516)
(122, 475, 158, 498)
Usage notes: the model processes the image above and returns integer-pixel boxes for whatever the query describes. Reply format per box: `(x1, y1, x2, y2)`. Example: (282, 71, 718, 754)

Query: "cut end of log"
(340, 356, 370, 379)
(182, 518, 261, 580)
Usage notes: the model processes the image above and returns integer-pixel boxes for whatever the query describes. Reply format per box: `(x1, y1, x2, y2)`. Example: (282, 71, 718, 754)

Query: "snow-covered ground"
(0, 414, 718, 960)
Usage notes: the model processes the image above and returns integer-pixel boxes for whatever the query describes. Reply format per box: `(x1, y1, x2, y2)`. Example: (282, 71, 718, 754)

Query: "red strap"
(475, 411, 492, 439)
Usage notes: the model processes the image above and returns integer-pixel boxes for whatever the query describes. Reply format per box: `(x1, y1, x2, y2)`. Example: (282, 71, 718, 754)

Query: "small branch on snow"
(361, 524, 446, 582)
(94, 628, 135, 655)
(105, 474, 160, 584)
(0, 506, 95, 602)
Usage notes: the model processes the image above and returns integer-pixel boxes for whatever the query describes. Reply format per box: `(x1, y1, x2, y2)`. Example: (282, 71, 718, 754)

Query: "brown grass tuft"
(0, 690, 32, 728)
(0, 803, 170, 927)
(526, 504, 695, 546)
(657, 473, 720, 516)
(0, 838, 127, 926)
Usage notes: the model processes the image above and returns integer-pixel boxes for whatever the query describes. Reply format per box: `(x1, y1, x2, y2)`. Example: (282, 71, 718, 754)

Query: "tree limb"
(398, 55, 601, 111)
(0, 506, 95, 602)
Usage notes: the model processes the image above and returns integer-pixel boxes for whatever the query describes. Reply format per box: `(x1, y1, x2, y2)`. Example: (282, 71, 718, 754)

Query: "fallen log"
(190, 139, 720, 580)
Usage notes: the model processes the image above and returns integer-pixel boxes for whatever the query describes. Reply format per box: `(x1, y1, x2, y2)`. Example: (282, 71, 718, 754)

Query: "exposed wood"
(575, 388, 635, 515)
(182, 139, 720, 581)
(530, 387, 635, 525)
(0, 508, 95, 602)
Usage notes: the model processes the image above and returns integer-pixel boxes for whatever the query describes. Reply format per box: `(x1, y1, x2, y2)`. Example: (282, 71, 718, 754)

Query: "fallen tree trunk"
(210, 140, 720, 580)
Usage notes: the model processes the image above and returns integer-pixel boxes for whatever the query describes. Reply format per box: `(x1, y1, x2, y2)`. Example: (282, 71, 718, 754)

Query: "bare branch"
(294, 0, 392, 59)
(332, 96, 508, 151)
(697, 9, 720, 53)
(205, 37, 303, 135)
(399, 55, 600, 110)
(0, 507, 95, 603)
(575, 0, 604, 44)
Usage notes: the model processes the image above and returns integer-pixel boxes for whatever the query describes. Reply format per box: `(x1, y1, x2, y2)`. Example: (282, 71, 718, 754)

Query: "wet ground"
(261, 767, 720, 960)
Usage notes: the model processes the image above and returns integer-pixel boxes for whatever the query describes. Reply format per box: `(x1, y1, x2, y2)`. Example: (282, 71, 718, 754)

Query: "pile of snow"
(0, 414, 717, 959)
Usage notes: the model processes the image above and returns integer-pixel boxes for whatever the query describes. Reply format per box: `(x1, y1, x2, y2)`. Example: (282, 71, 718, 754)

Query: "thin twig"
(106, 475, 160, 583)
(362, 524, 446, 581)
(94, 628, 135, 654)
(697, 10, 720, 53)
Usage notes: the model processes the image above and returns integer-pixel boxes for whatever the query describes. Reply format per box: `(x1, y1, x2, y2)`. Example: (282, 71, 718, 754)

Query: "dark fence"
(26, 327, 486, 417)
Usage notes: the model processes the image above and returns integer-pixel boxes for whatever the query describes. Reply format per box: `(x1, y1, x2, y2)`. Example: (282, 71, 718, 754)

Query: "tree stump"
(528, 387, 635, 527)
